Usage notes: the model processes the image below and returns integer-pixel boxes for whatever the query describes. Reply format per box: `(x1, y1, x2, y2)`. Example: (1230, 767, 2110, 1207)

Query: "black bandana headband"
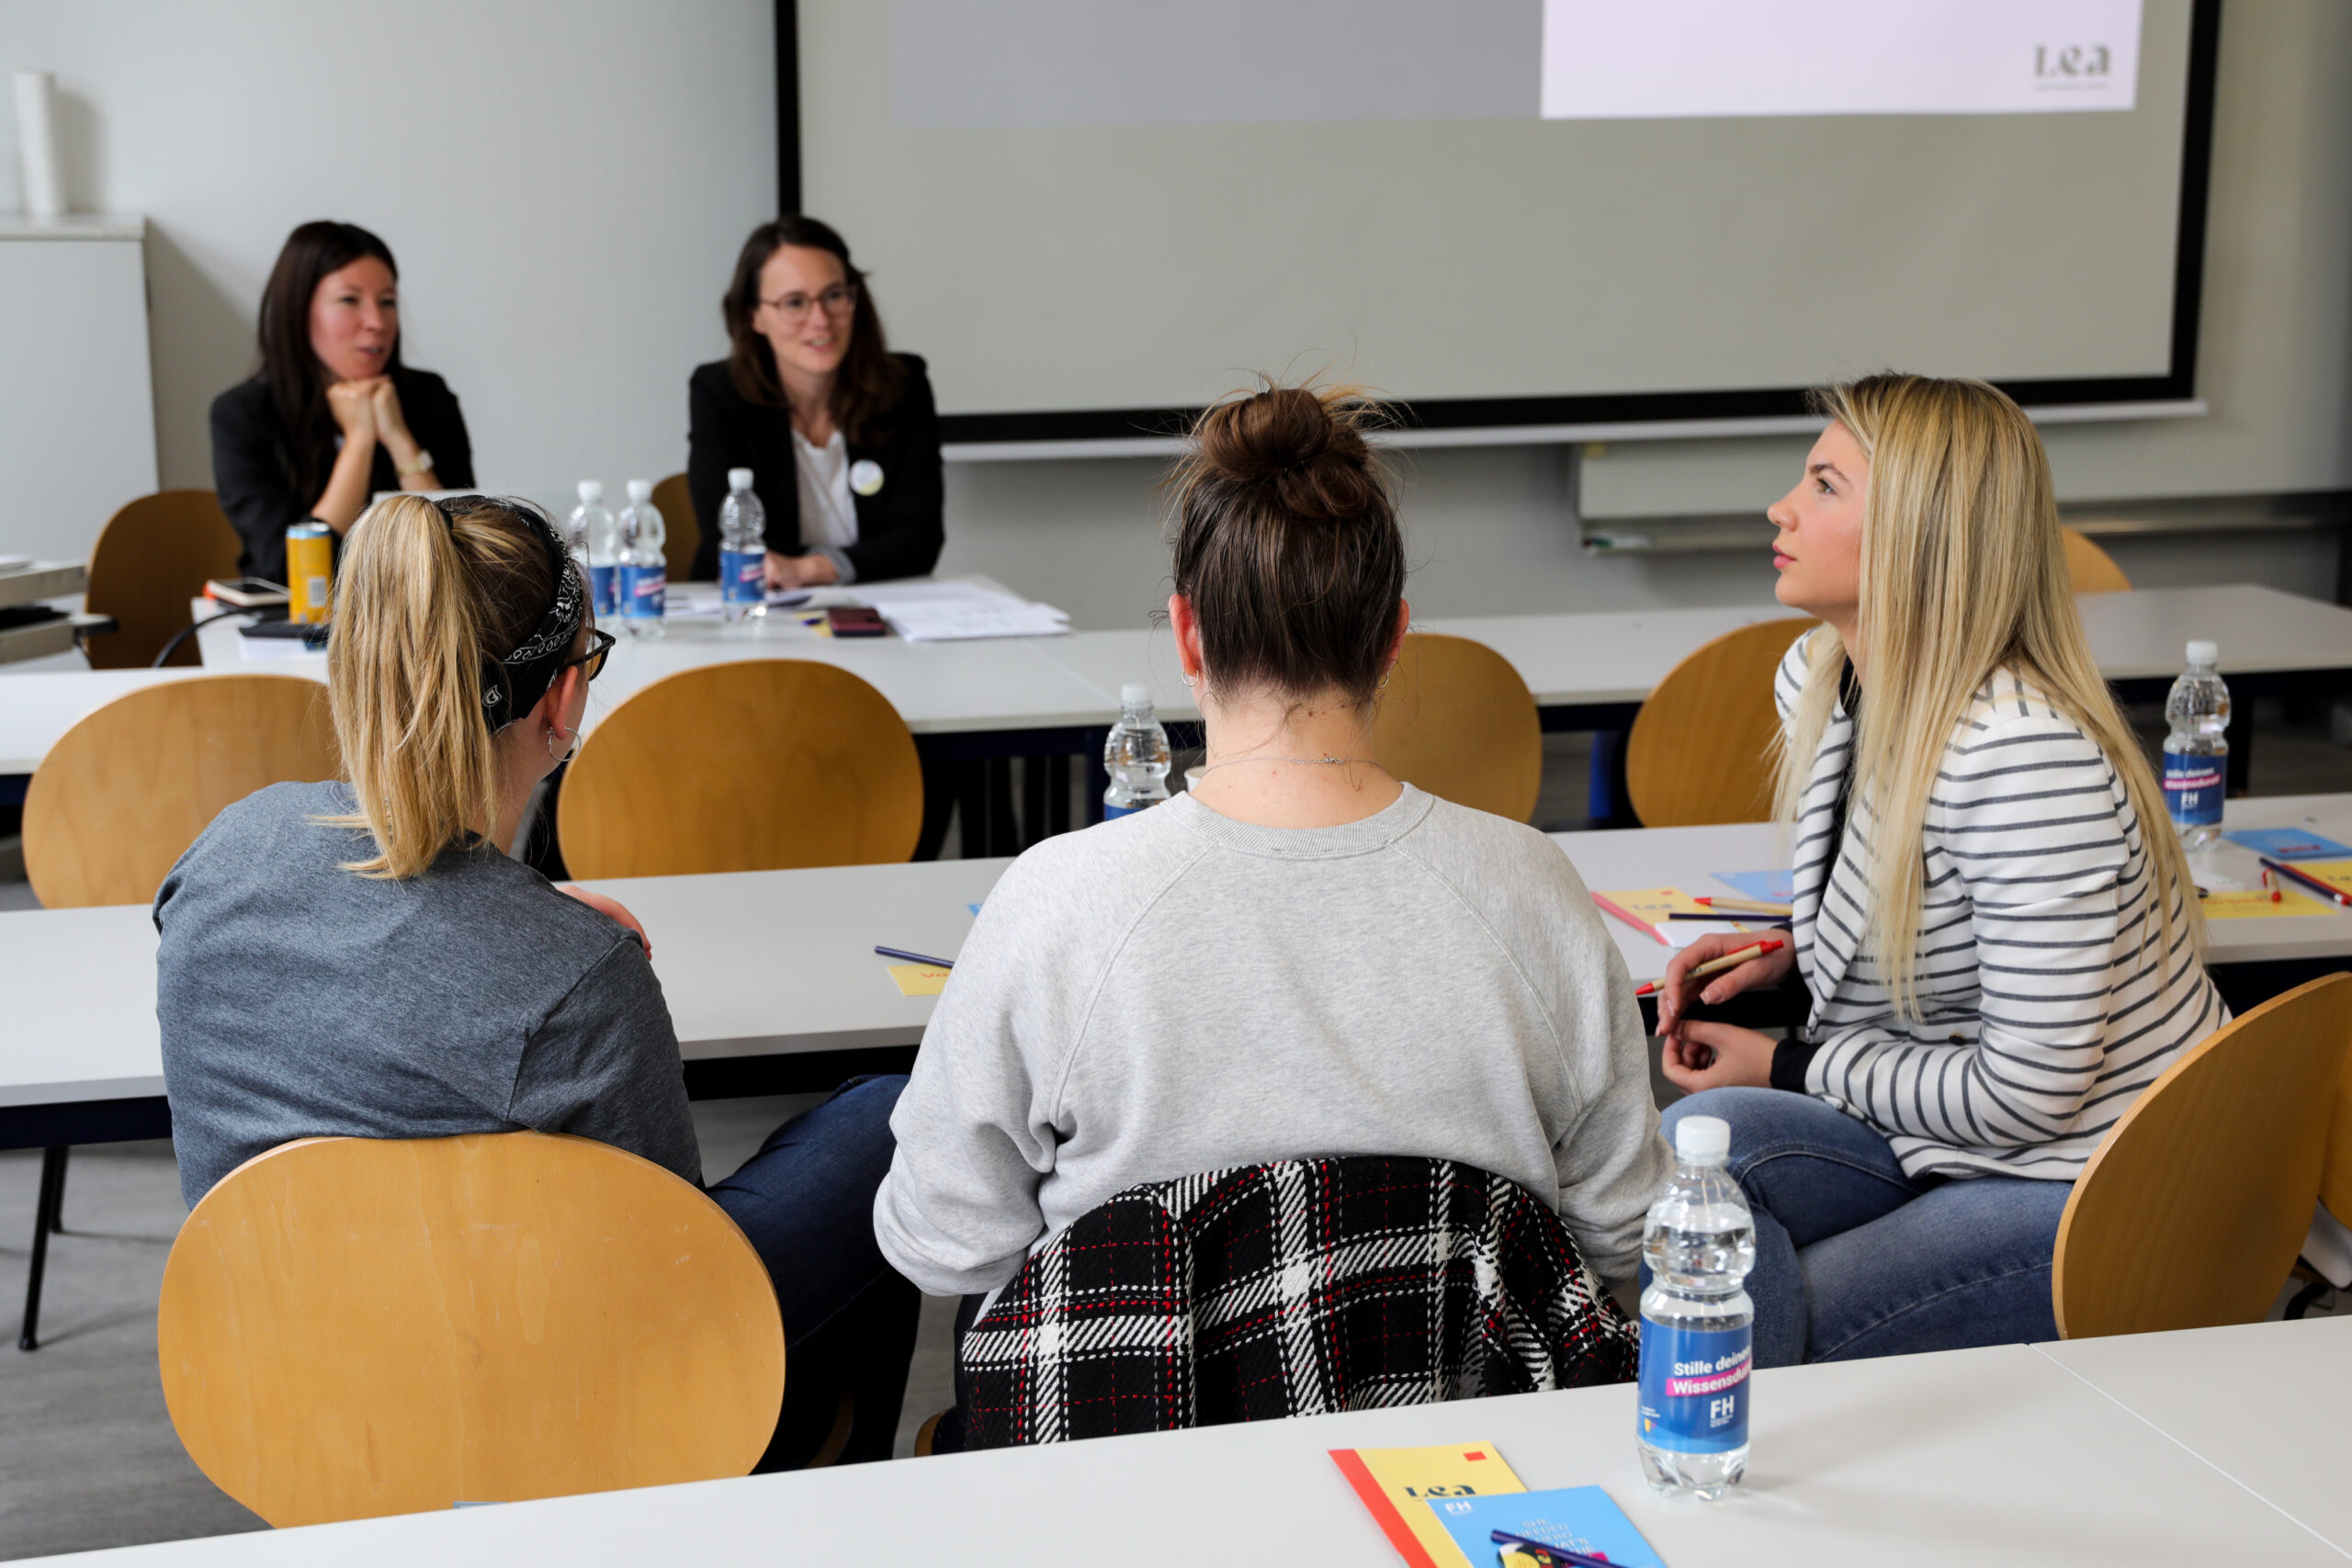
(433, 497, 588, 732)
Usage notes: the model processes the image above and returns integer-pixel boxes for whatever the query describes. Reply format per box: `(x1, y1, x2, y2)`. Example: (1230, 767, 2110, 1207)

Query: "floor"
(2, 703, 2348, 1559)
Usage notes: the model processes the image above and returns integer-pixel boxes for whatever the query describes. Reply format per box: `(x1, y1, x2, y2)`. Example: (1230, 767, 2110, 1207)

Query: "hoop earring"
(547, 723, 580, 765)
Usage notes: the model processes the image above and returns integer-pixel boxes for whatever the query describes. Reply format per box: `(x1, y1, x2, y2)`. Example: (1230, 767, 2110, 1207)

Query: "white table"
(6, 795, 2346, 1151)
(2038, 1315, 2352, 1553)
(1038, 585, 2352, 727)
(1561, 792, 2352, 986)
(17, 1323, 2350, 1566)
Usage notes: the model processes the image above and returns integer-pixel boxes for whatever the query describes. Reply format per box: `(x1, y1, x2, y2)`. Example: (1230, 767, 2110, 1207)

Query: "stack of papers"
(850, 581, 1070, 641)
(664, 585, 814, 619)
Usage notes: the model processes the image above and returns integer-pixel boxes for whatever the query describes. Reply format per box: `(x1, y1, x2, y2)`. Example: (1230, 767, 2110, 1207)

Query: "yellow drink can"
(286, 523, 333, 624)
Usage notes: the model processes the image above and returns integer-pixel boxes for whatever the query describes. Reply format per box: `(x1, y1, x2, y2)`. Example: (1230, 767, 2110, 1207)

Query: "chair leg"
(19, 1146, 67, 1351)
(2283, 1278, 2333, 1321)
(49, 1146, 65, 1233)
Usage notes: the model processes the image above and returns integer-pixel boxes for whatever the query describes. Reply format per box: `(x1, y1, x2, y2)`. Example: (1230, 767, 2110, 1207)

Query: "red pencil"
(2259, 856, 2352, 908)
(1635, 938, 1786, 998)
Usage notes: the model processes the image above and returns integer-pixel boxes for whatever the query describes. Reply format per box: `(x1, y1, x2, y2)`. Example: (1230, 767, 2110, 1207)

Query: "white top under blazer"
(1774, 634, 2224, 1182)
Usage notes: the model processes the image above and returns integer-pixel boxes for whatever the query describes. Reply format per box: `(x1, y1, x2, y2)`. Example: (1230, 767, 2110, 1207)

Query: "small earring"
(547, 723, 579, 764)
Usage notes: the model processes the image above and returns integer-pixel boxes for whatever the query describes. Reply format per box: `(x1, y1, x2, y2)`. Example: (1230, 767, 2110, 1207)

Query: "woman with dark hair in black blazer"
(209, 221, 475, 583)
(687, 217, 942, 586)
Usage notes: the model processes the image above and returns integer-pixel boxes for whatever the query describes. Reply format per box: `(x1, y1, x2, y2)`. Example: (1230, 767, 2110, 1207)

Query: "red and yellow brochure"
(1330, 1442, 1526, 1568)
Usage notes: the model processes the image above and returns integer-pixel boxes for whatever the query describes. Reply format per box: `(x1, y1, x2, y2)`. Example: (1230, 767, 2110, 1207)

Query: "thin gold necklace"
(1192, 754, 1380, 777)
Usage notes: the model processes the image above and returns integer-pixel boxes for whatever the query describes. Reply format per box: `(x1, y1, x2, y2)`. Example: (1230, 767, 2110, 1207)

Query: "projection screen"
(786, 0, 2217, 445)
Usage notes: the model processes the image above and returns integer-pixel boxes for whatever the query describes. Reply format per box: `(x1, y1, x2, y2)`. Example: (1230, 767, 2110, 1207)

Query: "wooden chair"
(558, 660, 923, 876)
(1369, 633, 1543, 822)
(83, 491, 244, 669)
(1624, 617, 1817, 827)
(14, 673, 340, 1350)
(2061, 525, 2132, 594)
(158, 1133, 784, 1526)
(2052, 974, 2352, 1339)
(651, 471, 700, 581)
(22, 674, 339, 908)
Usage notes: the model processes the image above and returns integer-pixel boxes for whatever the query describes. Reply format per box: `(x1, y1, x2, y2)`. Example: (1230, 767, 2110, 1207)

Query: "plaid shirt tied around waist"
(959, 1154, 1638, 1447)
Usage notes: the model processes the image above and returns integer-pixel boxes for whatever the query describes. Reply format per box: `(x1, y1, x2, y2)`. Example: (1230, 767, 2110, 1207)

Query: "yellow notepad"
(1330, 1442, 1525, 1568)
(2201, 887, 2334, 920)
(886, 964, 951, 996)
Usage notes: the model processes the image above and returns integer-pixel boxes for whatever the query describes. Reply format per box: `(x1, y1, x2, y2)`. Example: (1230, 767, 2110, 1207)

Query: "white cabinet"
(0, 214, 158, 565)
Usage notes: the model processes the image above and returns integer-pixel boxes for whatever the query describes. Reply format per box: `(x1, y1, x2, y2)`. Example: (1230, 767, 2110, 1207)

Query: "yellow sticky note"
(2290, 860, 2352, 898)
(887, 963, 952, 996)
(1592, 887, 1720, 945)
(2202, 887, 2335, 920)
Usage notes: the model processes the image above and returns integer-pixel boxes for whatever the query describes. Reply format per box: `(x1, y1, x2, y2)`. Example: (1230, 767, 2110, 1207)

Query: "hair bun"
(1191, 382, 1381, 523)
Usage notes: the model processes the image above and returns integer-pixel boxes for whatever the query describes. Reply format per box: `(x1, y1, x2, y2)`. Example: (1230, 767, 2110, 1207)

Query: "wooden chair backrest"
(651, 472, 700, 582)
(23, 674, 340, 908)
(158, 1132, 783, 1526)
(1625, 617, 1817, 827)
(1368, 633, 1543, 822)
(84, 491, 245, 669)
(2324, 1010, 2352, 1229)
(559, 660, 923, 876)
(2052, 973, 2352, 1339)
(2061, 525, 2132, 594)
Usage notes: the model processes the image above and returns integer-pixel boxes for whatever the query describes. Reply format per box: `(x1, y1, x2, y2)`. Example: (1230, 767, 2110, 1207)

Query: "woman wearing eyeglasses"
(153, 494, 920, 1467)
(686, 217, 944, 588)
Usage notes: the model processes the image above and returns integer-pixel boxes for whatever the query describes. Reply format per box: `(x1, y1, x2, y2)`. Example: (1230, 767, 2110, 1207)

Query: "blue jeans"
(707, 1076, 919, 1468)
(1658, 1089, 2071, 1369)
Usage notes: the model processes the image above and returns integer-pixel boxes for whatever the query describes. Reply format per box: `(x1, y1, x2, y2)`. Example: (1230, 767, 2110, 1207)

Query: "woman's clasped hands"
(1654, 929, 1794, 1093)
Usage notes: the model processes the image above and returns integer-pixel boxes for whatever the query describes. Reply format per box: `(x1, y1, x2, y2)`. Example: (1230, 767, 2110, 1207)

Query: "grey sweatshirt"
(154, 781, 701, 1205)
(874, 785, 1671, 1295)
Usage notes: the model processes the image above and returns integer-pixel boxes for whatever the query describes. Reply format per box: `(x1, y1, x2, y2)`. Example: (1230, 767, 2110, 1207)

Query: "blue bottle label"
(622, 564, 665, 619)
(1636, 1319, 1750, 1454)
(2164, 748, 2224, 827)
(720, 549, 763, 605)
(590, 564, 619, 617)
(1102, 802, 1141, 820)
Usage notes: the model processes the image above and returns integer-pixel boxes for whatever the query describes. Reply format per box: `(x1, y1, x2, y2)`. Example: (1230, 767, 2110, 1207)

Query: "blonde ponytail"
(324, 494, 555, 878)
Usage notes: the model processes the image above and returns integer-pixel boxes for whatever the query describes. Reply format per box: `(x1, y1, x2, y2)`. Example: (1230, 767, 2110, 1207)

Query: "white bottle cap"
(1674, 1115, 1731, 1164)
(2186, 639, 2218, 667)
(626, 479, 653, 503)
(576, 479, 603, 502)
(1120, 682, 1151, 707)
(728, 467, 754, 491)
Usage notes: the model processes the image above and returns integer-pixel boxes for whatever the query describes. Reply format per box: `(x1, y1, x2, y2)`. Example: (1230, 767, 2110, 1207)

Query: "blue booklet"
(1712, 868, 1794, 904)
(1425, 1486, 1665, 1568)
(2222, 828, 2352, 862)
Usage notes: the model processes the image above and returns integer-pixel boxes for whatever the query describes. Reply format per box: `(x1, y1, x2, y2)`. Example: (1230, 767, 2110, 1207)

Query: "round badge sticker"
(850, 459, 885, 496)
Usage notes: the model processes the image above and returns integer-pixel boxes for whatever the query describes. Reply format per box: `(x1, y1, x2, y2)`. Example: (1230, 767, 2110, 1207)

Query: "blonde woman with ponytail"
(1649, 375, 2222, 1369)
(156, 494, 918, 1467)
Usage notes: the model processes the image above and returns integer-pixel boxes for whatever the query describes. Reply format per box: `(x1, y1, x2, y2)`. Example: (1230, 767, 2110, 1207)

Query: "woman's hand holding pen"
(1654, 931, 1792, 1093)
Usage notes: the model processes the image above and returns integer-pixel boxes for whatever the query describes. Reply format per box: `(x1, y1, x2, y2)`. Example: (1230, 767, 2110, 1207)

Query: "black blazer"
(685, 352, 944, 583)
(209, 367, 474, 583)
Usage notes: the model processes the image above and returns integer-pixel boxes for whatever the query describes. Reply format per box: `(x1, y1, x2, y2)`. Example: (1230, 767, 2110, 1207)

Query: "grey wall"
(944, 0, 2351, 629)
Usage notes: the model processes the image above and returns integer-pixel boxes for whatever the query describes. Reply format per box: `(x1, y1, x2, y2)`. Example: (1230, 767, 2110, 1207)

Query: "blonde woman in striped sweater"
(1652, 374, 2222, 1367)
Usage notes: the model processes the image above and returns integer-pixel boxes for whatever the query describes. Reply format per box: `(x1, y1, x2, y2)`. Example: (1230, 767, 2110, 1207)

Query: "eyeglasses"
(563, 627, 616, 682)
(758, 281, 858, 323)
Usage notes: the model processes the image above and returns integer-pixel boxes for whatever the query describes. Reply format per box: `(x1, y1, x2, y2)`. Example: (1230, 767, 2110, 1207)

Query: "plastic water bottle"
(718, 468, 767, 623)
(617, 479, 665, 639)
(1637, 1115, 1756, 1501)
(2163, 640, 2229, 851)
(577, 480, 618, 618)
(1102, 684, 1171, 819)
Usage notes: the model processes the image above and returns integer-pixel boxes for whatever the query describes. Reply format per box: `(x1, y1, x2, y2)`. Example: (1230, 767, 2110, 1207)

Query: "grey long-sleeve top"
(874, 786, 1672, 1296)
(154, 781, 699, 1205)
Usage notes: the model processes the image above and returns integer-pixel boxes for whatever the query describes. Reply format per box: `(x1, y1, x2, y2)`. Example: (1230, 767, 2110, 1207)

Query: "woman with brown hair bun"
(876, 379, 1672, 1306)
(685, 216, 942, 586)
(154, 494, 918, 1467)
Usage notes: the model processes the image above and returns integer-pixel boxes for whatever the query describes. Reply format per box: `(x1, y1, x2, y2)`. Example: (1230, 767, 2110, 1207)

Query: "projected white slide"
(1542, 0, 2143, 120)
(817, 0, 2199, 428)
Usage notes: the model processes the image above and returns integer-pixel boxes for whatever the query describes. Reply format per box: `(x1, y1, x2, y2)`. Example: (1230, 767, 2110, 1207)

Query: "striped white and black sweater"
(1771, 636, 2224, 1182)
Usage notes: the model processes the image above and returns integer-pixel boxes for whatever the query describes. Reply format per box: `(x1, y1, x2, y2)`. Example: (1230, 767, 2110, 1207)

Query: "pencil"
(1665, 912, 1791, 923)
(874, 944, 956, 969)
(2258, 856, 2352, 908)
(1693, 895, 1792, 915)
(1634, 937, 1785, 998)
